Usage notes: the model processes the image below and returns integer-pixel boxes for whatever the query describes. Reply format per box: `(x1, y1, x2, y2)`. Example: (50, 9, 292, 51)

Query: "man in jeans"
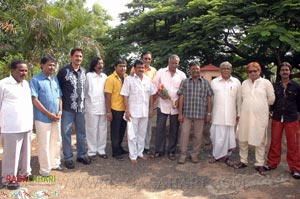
(57, 47, 91, 169)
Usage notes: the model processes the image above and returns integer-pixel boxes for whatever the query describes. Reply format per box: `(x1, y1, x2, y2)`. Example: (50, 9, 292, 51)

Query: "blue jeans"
(61, 110, 87, 161)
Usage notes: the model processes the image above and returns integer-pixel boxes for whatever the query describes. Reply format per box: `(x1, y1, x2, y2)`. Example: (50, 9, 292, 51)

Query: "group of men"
(1, 48, 300, 190)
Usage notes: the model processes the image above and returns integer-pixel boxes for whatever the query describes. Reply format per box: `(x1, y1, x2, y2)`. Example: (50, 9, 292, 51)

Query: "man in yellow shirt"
(130, 51, 157, 154)
(105, 59, 128, 161)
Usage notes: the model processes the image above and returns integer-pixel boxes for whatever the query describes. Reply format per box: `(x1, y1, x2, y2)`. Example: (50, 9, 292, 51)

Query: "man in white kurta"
(0, 60, 33, 189)
(236, 62, 275, 173)
(84, 57, 108, 160)
(210, 62, 241, 164)
(121, 60, 157, 163)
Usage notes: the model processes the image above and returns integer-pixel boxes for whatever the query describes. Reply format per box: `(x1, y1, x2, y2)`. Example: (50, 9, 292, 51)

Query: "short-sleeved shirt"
(57, 64, 86, 113)
(0, 76, 33, 133)
(104, 71, 128, 111)
(30, 72, 62, 123)
(130, 66, 157, 80)
(154, 67, 187, 115)
(177, 77, 213, 119)
(121, 74, 157, 117)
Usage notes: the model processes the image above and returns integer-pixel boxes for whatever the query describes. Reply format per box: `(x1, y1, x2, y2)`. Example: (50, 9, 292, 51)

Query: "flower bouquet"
(158, 84, 176, 108)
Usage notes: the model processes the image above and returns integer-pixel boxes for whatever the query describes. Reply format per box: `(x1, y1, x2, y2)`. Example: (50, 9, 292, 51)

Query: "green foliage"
(105, 0, 300, 80)
(0, 0, 111, 78)
(0, 54, 24, 79)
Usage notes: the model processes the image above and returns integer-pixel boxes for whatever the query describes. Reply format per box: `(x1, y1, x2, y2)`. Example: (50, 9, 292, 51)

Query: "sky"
(85, 0, 132, 26)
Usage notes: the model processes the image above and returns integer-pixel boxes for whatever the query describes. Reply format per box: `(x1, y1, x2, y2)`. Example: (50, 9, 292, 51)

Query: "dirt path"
(0, 124, 299, 199)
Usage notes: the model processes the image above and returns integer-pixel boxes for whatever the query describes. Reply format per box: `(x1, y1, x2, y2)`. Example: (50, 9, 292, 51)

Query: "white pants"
(239, 141, 266, 166)
(127, 117, 148, 160)
(85, 113, 107, 156)
(1, 132, 32, 184)
(35, 120, 61, 175)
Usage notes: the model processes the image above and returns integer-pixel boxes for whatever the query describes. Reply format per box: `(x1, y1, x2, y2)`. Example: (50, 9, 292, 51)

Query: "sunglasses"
(248, 70, 257, 74)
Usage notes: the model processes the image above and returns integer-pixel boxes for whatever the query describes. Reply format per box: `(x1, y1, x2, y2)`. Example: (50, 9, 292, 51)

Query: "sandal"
(255, 166, 267, 176)
(152, 152, 163, 158)
(208, 158, 218, 164)
(233, 162, 247, 169)
(224, 159, 234, 167)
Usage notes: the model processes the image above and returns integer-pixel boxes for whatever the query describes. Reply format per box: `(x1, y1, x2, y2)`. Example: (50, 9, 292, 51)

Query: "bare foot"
(131, 159, 137, 164)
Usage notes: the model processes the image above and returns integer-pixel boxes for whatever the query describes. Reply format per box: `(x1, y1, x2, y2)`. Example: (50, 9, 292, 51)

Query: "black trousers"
(110, 109, 127, 156)
(155, 108, 179, 154)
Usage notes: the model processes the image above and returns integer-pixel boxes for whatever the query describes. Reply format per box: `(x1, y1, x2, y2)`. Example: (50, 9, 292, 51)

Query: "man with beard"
(264, 62, 300, 179)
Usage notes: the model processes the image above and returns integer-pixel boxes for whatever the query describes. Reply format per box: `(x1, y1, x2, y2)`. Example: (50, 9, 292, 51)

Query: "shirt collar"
(113, 71, 127, 78)
(188, 77, 203, 82)
(217, 76, 234, 82)
(164, 66, 180, 74)
(8, 75, 18, 84)
(91, 71, 104, 77)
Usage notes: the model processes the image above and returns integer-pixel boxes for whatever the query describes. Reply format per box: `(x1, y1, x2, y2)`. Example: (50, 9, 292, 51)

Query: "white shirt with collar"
(84, 72, 107, 115)
(121, 74, 157, 118)
(210, 76, 241, 126)
(0, 75, 33, 133)
(154, 67, 187, 115)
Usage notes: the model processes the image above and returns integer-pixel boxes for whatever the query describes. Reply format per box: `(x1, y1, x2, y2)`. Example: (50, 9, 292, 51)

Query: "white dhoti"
(210, 124, 236, 160)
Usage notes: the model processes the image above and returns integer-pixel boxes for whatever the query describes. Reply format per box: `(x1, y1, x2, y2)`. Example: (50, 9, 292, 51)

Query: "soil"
(0, 120, 299, 199)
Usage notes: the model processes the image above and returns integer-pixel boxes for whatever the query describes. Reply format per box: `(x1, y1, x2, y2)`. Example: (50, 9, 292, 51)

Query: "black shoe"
(6, 181, 20, 190)
(263, 165, 275, 171)
(65, 160, 75, 169)
(77, 156, 92, 165)
(27, 175, 34, 181)
(292, 171, 300, 179)
(143, 148, 151, 155)
(52, 166, 64, 171)
(113, 155, 124, 161)
(121, 149, 129, 154)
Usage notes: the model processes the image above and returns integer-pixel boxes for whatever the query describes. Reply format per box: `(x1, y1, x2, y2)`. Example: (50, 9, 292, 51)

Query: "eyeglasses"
(248, 70, 257, 74)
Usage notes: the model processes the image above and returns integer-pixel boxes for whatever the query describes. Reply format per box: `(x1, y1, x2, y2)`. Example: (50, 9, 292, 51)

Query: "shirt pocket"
(143, 84, 151, 92)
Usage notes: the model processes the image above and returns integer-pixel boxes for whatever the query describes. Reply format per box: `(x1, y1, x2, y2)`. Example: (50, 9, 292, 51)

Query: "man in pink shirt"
(153, 55, 186, 160)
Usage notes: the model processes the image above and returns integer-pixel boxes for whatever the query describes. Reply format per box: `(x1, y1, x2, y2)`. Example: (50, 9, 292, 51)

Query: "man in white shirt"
(121, 60, 156, 164)
(153, 55, 187, 160)
(209, 61, 241, 166)
(85, 56, 108, 160)
(0, 60, 33, 190)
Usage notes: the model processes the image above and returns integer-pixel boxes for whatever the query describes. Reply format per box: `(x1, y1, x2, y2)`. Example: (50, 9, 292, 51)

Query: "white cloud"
(85, 0, 131, 26)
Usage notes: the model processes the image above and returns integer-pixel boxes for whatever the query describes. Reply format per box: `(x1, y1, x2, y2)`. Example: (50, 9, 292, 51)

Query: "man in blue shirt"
(30, 56, 63, 176)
